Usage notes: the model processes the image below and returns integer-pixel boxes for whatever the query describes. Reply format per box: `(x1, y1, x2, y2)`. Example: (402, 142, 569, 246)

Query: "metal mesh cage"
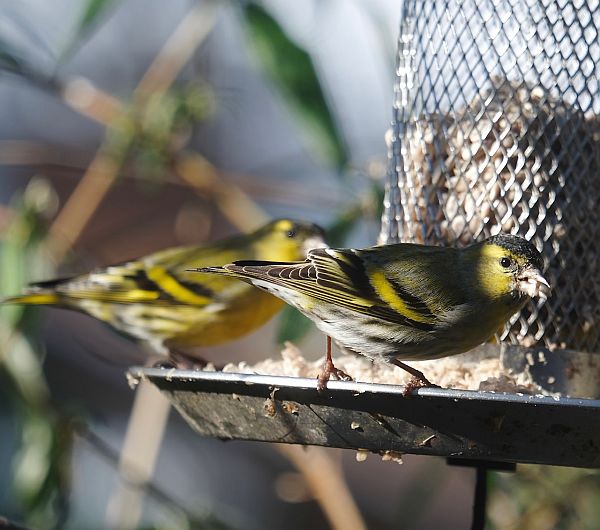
(380, 0, 600, 352)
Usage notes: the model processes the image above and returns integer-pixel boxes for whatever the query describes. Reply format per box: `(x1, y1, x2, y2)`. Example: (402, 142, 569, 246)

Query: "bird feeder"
(381, 0, 600, 357)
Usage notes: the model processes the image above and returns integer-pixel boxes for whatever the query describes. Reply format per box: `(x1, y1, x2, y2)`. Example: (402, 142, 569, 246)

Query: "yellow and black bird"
(195, 234, 550, 389)
(2, 219, 326, 362)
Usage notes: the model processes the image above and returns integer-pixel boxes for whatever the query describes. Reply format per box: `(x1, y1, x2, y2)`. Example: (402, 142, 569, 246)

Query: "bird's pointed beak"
(517, 267, 551, 301)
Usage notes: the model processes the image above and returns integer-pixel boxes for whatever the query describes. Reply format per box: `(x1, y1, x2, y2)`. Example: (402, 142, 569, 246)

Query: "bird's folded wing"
(226, 248, 438, 331)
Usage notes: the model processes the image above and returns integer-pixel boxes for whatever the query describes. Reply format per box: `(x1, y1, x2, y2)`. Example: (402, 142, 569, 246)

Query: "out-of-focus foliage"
(0, 179, 77, 529)
(62, 0, 121, 59)
(1, 178, 57, 399)
(0, 39, 23, 73)
(106, 81, 217, 188)
(0, 36, 41, 86)
(242, 2, 348, 170)
(489, 466, 600, 530)
(12, 412, 77, 530)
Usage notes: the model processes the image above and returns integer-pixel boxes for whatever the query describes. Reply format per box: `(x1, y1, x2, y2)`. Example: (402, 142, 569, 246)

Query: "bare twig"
(59, 2, 219, 124)
(47, 149, 122, 262)
(175, 152, 270, 232)
(276, 444, 367, 530)
(61, 76, 123, 125)
(46, 2, 221, 263)
(106, 381, 172, 530)
(80, 426, 198, 521)
(135, 2, 220, 101)
(0, 140, 346, 211)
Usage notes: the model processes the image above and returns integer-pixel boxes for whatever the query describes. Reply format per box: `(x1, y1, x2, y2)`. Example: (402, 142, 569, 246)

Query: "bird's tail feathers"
(1, 292, 60, 305)
(191, 258, 297, 277)
(191, 266, 230, 275)
(1, 275, 76, 305)
(190, 265, 259, 284)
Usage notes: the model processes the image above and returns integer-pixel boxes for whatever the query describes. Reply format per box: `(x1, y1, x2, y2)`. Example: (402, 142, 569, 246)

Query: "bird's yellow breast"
(165, 284, 284, 348)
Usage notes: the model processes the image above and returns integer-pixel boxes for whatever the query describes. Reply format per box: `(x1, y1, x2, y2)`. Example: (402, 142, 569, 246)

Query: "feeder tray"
(129, 367, 600, 469)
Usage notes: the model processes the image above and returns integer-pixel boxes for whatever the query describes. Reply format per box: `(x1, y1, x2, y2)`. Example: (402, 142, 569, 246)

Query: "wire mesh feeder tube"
(380, 0, 600, 357)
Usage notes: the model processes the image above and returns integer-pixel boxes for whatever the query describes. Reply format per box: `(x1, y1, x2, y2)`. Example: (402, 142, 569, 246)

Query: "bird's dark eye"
(500, 257, 512, 268)
(287, 229, 297, 238)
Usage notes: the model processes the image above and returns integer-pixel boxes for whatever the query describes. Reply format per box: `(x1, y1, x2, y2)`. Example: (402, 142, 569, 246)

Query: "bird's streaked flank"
(194, 234, 549, 390)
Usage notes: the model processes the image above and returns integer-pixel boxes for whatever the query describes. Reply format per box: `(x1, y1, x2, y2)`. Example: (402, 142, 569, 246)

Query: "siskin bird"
(195, 234, 550, 389)
(2, 219, 326, 363)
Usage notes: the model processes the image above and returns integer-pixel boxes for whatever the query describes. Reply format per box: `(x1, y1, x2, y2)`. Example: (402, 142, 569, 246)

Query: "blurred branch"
(46, 135, 269, 261)
(46, 3, 220, 262)
(276, 445, 367, 530)
(61, 76, 123, 124)
(0, 140, 346, 212)
(106, 381, 171, 530)
(80, 425, 233, 529)
(135, 2, 219, 102)
(0, 140, 88, 166)
(0, 205, 16, 234)
(175, 152, 269, 232)
(47, 148, 122, 262)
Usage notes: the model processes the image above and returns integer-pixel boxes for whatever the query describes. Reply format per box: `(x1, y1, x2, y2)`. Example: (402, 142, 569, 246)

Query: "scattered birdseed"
(355, 449, 369, 462)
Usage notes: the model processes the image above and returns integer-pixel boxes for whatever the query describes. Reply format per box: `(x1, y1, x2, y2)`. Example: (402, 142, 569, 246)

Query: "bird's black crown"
(486, 234, 544, 270)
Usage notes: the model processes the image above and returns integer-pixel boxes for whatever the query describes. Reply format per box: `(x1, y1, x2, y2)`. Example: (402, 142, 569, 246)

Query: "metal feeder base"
(129, 367, 600, 468)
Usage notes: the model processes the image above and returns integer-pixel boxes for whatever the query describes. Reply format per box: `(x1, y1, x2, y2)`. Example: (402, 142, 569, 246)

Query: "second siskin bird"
(1, 219, 326, 362)
(195, 234, 550, 389)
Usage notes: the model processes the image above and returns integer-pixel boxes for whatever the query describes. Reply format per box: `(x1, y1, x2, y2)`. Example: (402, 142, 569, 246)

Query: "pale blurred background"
(1, 1, 594, 529)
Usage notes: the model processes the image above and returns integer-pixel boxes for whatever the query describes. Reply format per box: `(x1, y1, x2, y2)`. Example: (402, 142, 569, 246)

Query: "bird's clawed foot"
(316, 336, 353, 392)
(389, 358, 440, 396)
(317, 358, 353, 392)
(402, 375, 440, 396)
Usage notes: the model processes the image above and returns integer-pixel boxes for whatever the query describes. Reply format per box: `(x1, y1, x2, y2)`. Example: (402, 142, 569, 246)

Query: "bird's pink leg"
(317, 336, 353, 391)
(389, 358, 440, 395)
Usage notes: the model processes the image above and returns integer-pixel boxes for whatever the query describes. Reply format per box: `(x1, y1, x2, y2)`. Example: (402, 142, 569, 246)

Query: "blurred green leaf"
(11, 409, 75, 530)
(242, 3, 348, 169)
(78, 0, 117, 33)
(1, 178, 57, 327)
(487, 465, 600, 530)
(0, 32, 56, 91)
(276, 305, 313, 344)
(0, 39, 27, 74)
(0, 49, 22, 72)
(59, 0, 119, 61)
(0, 179, 72, 529)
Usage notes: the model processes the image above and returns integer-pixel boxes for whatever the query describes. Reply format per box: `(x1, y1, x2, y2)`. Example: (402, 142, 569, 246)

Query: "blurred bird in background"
(1, 218, 326, 364)
(197, 234, 550, 389)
